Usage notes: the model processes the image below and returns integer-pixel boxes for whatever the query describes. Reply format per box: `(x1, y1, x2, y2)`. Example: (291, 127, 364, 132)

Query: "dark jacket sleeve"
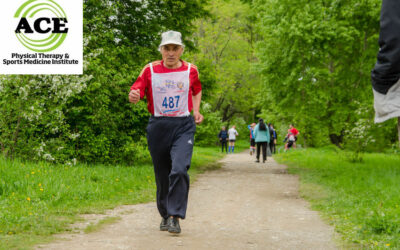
(371, 0, 400, 94)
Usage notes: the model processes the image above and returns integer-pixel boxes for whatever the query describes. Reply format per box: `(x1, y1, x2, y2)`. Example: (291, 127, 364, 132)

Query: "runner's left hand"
(193, 111, 204, 124)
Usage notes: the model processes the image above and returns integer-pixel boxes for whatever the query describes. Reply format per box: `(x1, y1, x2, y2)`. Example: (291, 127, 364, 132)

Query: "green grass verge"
(231, 139, 250, 152)
(84, 216, 121, 234)
(274, 147, 400, 248)
(0, 145, 227, 250)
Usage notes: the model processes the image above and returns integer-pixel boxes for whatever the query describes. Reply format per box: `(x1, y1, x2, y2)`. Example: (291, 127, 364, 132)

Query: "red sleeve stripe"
(152, 60, 162, 65)
(138, 65, 149, 78)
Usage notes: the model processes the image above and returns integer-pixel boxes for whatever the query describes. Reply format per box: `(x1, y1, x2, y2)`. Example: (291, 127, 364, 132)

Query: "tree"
(187, 0, 261, 125)
(0, 0, 210, 164)
(253, 0, 397, 149)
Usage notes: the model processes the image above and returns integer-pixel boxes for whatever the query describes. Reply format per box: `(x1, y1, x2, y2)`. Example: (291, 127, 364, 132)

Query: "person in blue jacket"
(218, 126, 228, 153)
(254, 119, 270, 163)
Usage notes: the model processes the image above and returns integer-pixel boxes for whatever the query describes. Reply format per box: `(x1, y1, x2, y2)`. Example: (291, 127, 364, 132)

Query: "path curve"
(36, 151, 338, 250)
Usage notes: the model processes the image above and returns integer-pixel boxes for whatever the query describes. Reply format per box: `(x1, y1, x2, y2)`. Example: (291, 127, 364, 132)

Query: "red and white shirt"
(131, 60, 202, 116)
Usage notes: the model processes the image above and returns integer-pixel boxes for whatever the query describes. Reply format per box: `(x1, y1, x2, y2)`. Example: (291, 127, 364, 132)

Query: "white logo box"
(0, 0, 83, 74)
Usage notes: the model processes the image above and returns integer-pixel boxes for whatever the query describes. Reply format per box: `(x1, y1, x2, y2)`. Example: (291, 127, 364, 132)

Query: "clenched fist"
(193, 111, 204, 124)
(129, 89, 140, 104)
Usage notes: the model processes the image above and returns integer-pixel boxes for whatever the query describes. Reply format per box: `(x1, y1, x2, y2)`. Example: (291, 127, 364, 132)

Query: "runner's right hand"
(129, 89, 140, 104)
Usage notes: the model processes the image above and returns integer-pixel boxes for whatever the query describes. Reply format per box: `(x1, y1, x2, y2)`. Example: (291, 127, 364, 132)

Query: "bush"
(195, 103, 222, 146)
(0, 0, 210, 165)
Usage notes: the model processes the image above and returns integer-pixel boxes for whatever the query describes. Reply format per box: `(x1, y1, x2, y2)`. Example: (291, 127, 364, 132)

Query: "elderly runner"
(129, 30, 203, 234)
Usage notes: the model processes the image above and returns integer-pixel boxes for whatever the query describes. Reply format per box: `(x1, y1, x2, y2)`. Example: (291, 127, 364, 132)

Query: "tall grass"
(0, 145, 228, 249)
(274, 148, 400, 248)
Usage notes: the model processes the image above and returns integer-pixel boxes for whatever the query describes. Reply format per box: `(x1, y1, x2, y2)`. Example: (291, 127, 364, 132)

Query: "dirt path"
(36, 151, 338, 250)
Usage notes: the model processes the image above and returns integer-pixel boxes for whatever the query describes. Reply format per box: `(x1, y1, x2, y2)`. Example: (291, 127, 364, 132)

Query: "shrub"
(195, 103, 222, 146)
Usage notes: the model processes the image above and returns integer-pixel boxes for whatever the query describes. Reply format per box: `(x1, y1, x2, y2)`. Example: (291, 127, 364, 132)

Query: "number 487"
(162, 96, 180, 109)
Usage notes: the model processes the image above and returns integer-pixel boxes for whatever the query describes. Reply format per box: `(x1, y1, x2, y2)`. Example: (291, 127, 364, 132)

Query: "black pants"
(146, 116, 196, 219)
(221, 140, 227, 153)
(256, 142, 268, 161)
(269, 140, 276, 154)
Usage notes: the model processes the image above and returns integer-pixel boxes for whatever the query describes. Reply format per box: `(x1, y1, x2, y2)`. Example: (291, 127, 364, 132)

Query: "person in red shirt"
(129, 30, 203, 234)
(288, 124, 299, 148)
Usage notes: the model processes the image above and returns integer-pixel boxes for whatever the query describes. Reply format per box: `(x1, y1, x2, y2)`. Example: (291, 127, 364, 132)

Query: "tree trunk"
(221, 104, 231, 122)
(213, 96, 225, 112)
(329, 133, 343, 148)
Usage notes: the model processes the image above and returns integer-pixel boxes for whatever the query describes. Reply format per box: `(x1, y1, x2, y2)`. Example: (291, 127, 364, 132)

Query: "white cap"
(159, 30, 184, 50)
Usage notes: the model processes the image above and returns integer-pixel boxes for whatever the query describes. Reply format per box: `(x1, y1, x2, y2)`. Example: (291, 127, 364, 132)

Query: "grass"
(231, 139, 250, 152)
(0, 144, 231, 250)
(191, 140, 248, 178)
(274, 147, 400, 248)
(84, 216, 121, 234)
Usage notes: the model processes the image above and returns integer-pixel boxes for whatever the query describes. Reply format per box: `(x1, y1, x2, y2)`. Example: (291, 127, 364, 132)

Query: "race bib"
(151, 63, 191, 117)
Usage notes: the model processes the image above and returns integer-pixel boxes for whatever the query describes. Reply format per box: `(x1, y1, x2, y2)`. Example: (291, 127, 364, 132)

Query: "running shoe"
(160, 217, 169, 231)
(168, 217, 181, 234)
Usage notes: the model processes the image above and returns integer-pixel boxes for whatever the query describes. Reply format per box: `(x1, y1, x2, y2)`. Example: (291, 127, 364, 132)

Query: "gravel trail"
(36, 151, 337, 250)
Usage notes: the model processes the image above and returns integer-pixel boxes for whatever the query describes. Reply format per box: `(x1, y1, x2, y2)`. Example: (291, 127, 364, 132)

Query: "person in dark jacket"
(371, 0, 400, 124)
(248, 123, 256, 155)
(218, 126, 228, 153)
(268, 123, 277, 154)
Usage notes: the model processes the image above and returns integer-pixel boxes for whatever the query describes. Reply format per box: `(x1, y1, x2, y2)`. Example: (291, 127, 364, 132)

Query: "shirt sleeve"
(190, 66, 202, 96)
(130, 65, 149, 99)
